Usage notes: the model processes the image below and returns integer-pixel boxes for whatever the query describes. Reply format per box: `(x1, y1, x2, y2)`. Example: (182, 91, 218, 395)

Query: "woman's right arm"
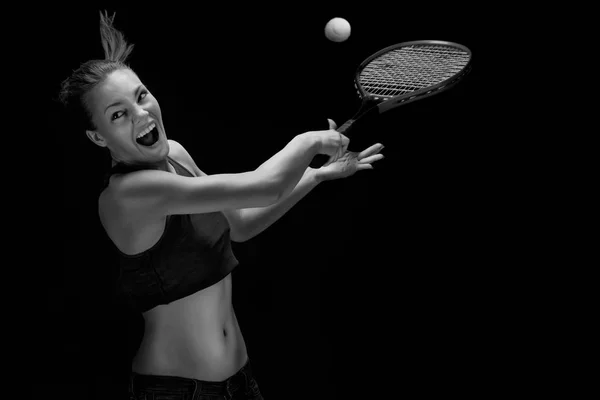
(109, 130, 343, 218)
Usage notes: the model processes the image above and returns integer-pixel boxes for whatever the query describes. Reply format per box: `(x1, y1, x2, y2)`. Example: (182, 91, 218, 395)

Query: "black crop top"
(104, 157, 239, 313)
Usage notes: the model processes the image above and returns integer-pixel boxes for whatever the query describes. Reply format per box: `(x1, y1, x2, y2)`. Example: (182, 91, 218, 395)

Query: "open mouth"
(136, 122, 159, 147)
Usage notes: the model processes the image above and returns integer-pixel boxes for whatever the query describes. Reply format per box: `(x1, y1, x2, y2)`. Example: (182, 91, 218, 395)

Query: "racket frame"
(352, 40, 473, 115)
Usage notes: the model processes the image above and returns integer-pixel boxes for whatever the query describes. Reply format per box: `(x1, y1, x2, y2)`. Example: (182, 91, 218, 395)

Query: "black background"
(33, 3, 527, 399)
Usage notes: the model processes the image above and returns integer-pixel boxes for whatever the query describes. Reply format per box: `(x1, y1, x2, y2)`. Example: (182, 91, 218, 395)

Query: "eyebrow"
(104, 85, 144, 115)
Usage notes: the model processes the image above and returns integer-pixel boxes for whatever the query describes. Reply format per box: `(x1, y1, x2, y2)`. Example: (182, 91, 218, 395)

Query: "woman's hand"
(314, 119, 385, 182)
(304, 119, 350, 165)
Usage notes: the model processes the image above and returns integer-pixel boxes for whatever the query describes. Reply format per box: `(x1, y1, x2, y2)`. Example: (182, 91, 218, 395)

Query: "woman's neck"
(111, 157, 171, 172)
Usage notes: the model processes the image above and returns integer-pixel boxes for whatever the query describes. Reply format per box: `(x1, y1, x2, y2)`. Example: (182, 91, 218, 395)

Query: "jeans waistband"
(130, 358, 253, 397)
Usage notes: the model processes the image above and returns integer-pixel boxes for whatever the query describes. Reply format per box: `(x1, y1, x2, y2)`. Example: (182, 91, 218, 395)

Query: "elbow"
(230, 223, 257, 243)
(230, 229, 250, 243)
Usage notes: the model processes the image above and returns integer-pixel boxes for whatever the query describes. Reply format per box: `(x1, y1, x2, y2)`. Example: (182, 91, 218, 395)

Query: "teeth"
(137, 122, 156, 139)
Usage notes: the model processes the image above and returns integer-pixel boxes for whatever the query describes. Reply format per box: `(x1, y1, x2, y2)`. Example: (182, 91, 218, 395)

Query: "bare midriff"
(131, 273, 248, 381)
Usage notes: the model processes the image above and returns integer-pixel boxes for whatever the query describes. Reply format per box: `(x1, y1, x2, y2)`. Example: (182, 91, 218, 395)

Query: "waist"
(132, 275, 248, 380)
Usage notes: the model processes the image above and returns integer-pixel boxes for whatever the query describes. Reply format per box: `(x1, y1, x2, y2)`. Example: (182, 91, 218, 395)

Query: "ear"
(86, 130, 107, 147)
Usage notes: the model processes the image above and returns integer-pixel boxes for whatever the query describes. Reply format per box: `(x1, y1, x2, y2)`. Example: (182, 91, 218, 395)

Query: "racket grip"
(308, 118, 355, 169)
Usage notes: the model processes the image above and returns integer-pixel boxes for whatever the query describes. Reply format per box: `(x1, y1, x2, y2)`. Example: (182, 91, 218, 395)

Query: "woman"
(59, 11, 384, 399)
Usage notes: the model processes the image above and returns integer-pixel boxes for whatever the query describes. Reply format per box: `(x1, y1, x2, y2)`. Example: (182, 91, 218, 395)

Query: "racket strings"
(359, 45, 470, 97)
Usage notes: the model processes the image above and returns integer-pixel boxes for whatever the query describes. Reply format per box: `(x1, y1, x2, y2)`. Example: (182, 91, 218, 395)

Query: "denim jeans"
(129, 359, 264, 400)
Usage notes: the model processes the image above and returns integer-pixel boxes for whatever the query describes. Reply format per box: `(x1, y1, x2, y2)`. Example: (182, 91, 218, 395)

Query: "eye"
(111, 110, 125, 121)
(110, 90, 148, 121)
(138, 90, 149, 102)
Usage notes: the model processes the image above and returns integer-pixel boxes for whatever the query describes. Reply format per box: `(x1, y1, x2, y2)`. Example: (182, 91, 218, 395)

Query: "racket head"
(310, 40, 472, 168)
(353, 40, 473, 114)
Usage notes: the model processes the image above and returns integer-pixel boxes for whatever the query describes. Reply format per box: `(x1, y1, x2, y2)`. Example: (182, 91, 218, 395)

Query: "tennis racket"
(310, 40, 472, 168)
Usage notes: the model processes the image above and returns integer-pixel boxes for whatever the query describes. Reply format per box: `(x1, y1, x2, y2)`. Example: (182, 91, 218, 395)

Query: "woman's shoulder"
(99, 140, 199, 211)
(167, 139, 185, 157)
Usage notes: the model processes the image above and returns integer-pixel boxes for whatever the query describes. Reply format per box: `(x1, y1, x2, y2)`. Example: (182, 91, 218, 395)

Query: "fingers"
(359, 153, 384, 164)
(327, 118, 338, 130)
(355, 163, 374, 171)
(358, 143, 384, 159)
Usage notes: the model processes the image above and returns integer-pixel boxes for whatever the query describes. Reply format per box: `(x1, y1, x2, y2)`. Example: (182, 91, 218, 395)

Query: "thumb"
(327, 118, 338, 130)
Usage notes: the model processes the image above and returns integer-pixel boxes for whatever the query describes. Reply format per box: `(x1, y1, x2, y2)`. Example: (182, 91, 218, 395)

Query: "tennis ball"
(324, 17, 351, 42)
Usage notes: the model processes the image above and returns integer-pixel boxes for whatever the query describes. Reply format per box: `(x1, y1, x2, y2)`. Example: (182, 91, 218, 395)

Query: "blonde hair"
(99, 11, 134, 62)
(58, 10, 136, 131)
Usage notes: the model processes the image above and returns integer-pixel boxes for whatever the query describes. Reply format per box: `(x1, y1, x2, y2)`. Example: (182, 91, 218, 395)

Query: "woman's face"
(86, 68, 169, 164)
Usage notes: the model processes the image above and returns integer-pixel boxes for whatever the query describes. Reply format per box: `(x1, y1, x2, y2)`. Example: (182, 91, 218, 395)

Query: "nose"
(132, 104, 149, 126)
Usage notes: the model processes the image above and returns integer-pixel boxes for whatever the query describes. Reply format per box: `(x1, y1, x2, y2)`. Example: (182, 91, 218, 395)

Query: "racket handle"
(308, 119, 355, 169)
